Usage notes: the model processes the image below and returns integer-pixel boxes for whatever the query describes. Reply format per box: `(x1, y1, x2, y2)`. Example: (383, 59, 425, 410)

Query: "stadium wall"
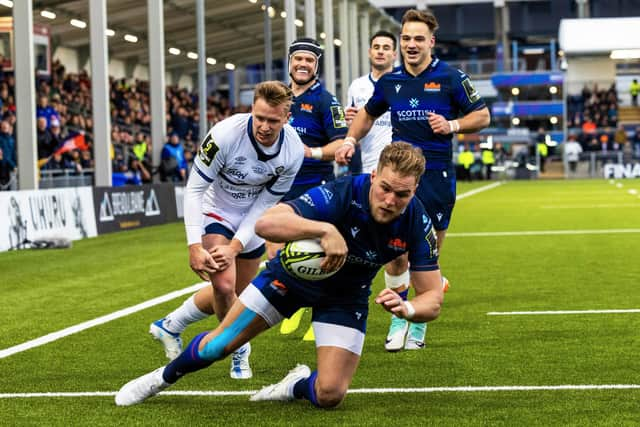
(0, 184, 183, 253)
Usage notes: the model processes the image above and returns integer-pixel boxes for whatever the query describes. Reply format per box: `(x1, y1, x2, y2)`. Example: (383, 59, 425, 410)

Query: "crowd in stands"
(0, 58, 243, 189)
(567, 83, 619, 130)
(566, 82, 640, 158)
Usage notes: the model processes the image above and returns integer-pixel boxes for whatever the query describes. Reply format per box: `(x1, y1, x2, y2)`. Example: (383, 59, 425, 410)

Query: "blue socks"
(162, 332, 213, 383)
(293, 370, 319, 407)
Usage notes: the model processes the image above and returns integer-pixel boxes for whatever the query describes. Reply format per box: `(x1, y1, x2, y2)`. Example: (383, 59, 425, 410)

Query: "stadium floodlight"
(295, 19, 303, 27)
(550, 116, 558, 125)
(106, 29, 115, 37)
(610, 49, 640, 60)
(281, 11, 287, 18)
(40, 10, 56, 20)
(225, 63, 236, 70)
(512, 117, 520, 126)
(511, 87, 520, 96)
(187, 52, 198, 60)
(549, 86, 558, 94)
(168, 47, 181, 55)
(124, 34, 138, 43)
(70, 19, 87, 29)
(334, 39, 343, 47)
(249, 0, 258, 3)
(0, 0, 13, 8)
(319, 32, 326, 39)
(206, 57, 216, 65)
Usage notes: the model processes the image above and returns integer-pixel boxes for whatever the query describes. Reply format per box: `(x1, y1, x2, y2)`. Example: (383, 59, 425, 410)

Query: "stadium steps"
(618, 106, 640, 125)
(539, 159, 565, 179)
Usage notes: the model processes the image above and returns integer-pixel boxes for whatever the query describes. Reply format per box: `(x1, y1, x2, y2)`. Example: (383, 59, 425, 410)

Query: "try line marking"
(488, 309, 640, 316)
(1, 384, 639, 399)
(0, 282, 209, 360)
(457, 181, 504, 200)
(448, 229, 640, 237)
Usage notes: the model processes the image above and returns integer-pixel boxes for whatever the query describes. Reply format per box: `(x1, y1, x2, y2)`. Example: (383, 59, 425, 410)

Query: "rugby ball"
(280, 238, 338, 281)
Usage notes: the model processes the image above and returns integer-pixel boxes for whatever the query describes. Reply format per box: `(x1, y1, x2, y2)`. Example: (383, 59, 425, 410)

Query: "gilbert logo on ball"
(280, 238, 338, 281)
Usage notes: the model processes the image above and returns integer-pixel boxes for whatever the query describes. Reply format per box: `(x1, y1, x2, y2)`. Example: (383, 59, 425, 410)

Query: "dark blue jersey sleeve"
(407, 210, 440, 272)
(284, 179, 347, 224)
(321, 92, 348, 142)
(364, 76, 390, 118)
(451, 70, 486, 116)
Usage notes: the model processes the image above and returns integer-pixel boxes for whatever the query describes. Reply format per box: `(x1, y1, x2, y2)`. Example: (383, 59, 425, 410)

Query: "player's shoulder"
(351, 74, 372, 88)
(212, 113, 249, 137)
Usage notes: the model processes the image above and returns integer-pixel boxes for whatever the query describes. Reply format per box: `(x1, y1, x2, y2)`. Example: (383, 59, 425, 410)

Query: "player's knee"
(212, 279, 236, 297)
(315, 382, 347, 408)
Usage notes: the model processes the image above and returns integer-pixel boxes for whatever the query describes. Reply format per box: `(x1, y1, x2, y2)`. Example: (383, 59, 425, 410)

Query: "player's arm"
(255, 203, 347, 272)
(184, 130, 225, 279)
(184, 168, 219, 279)
(375, 270, 443, 322)
(335, 108, 377, 165)
(428, 107, 490, 135)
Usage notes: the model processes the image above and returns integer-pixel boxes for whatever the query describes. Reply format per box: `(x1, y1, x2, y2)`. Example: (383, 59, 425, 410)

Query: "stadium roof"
(24, 0, 398, 73)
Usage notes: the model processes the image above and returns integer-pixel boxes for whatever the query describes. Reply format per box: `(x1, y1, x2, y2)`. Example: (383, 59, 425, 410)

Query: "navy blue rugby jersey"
(365, 57, 486, 169)
(266, 174, 439, 305)
(289, 81, 347, 184)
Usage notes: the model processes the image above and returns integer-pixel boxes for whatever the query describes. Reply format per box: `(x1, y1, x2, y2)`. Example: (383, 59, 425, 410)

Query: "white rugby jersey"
(347, 74, 392, 173)
(184, 113, 304, 247)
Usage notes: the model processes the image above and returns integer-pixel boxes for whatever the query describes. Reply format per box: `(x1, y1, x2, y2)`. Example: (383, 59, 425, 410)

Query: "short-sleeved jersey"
(347, 74, 392, 174)
(191, 113, 304, 234)
(289, 80, 347, 185)
(365, 57, 486, 170)
(265, 174, 439, 306)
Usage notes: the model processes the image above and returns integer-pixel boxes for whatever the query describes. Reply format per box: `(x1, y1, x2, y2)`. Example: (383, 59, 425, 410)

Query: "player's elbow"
(479, 108, 491, 128)
(255, 216, 275, 240)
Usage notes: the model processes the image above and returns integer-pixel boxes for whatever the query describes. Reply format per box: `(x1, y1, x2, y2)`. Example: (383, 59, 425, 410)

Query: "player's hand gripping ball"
(280, 239, 339, 281)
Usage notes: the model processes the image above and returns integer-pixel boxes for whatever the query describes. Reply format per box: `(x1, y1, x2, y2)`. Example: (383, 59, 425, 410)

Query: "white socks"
(162, 294, 209, 334)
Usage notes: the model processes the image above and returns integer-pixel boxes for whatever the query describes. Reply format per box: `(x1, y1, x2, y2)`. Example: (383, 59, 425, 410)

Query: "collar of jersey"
(246, 116, 284, 162)
(401, 55, 440, 78)
(292, 80, 321, 100)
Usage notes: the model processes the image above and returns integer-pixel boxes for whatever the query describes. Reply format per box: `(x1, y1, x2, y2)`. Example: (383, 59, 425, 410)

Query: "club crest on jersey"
(409, 98, 419, 108)
(387, 238, 407, 251)
(199, 134, 219, 166)
(424, 82, 441, 92)
(330, 105, 347, 128)
(300, 103, 314, 113)
(395, 84, 402, 94)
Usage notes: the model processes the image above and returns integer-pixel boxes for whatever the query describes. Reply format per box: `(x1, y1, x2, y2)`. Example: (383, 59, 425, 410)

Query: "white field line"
(448, 228, 640, 238)
(456, 181, 504, 200)
(1, 384, 640, 399)
(0, 282, 209, 359)
(488, 309, 640, 316)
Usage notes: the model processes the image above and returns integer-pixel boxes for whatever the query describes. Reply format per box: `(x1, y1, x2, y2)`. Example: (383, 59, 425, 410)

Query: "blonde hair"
(377, 142, 425, 182)
(401, 9, 439, 34)
(253, 81, 294, 112)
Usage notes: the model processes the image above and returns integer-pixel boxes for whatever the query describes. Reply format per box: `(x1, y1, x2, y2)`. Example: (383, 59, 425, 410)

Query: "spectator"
(41, 151, 75, 175)
(457, 143, 474, 182)
(0, 147, 13, 189)
(36, 95, 60, 128)
(0, 119, 15, 170)
(37, 116, 56, 160)
(632, 126, 640, 158)
(160, 132, 187, 182)
(564, 134, 583, 174)
(613, 125, 628, 151)
(630, 79, 639, 107)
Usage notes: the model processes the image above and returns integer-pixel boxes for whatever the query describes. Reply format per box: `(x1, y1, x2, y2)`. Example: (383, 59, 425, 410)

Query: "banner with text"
(0, 187, 97, 252)
(93, 184, 178, 234)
